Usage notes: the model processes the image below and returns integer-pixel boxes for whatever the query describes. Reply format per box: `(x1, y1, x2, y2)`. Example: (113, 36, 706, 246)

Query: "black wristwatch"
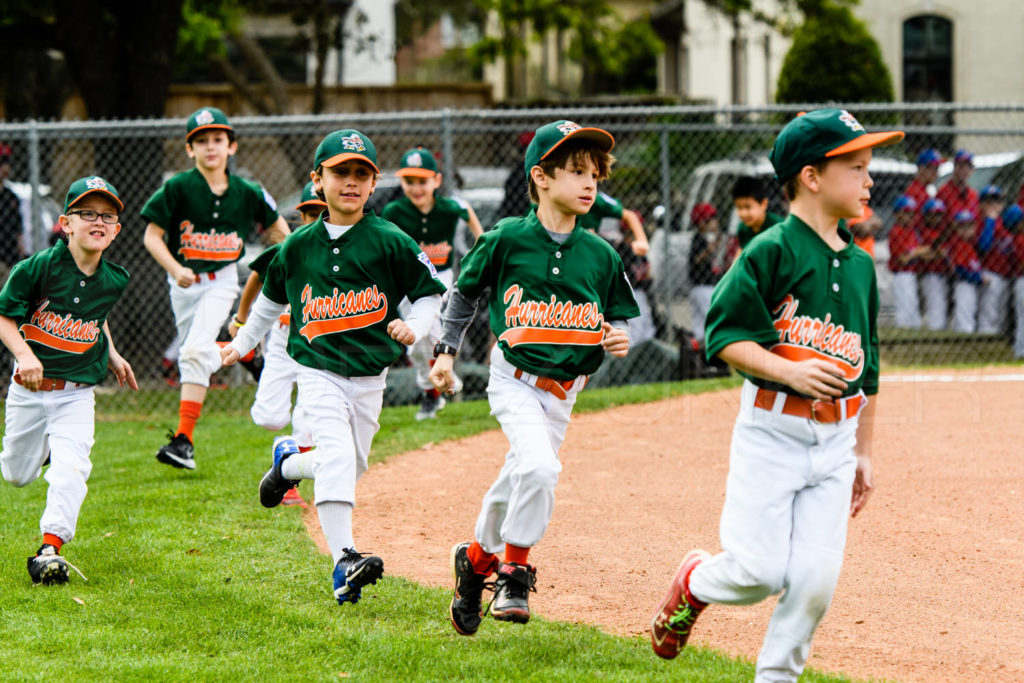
(433, 342, 458, 358)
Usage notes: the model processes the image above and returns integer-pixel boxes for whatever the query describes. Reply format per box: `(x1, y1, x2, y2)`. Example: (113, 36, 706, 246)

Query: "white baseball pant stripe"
(399, 267, 454, 391)
(474, 344, 581, 553)
(168, 263, 240, 387)
(689, 284, 715, 343)
(689, 380, 860, 683)
(1, 383, 96, 543)
(891, 271, 922, 329)
(294, 366, 386, 506)
(1014, 277, 1024, 358)
(920, 273, 948, 331)
(977, 271, 1009, 334)
(250, 319, 312, 447)
(952, 281, 979, 333)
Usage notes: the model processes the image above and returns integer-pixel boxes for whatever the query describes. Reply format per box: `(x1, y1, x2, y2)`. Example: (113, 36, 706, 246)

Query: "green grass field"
(0, 378, 877, 682)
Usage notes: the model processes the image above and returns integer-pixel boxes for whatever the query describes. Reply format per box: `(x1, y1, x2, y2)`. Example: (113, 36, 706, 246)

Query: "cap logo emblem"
(406, 152, 423, 167)
(557, 121, 581, 136)
(838, 110, 865, 133)
(341, 134, 366, 152)
(195, 110, 215, 126)
(85, 177, 107, 190)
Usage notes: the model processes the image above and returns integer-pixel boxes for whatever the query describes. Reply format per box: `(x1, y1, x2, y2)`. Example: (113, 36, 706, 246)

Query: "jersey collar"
(527, 206, 583, 250)
(785, 213, 856, 257)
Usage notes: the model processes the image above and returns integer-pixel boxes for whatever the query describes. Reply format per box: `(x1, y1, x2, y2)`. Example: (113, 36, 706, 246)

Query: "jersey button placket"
(549, 249, 563, 280)
(829, 257, 841, 298)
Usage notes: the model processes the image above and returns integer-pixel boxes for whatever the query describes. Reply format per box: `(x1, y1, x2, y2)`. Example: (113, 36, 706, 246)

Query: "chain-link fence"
(1, 102, 1023, 416)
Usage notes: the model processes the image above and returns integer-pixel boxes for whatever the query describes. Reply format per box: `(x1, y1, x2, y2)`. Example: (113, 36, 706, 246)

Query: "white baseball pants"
(689, 284, 715, 344)
(1013, 277, 1024, 358)
(1, 383, 96, 543)
(891, 271, 922, 329)
(920, 273, 948, 331)
(689, 380, 860, 683)
(977, 271, 1009, 334)
(952, 281, 979, 333)
(168, 263, 240, 387)
(294, 366, 386, 506)
(474, 344, 583, 553)
(250, 318, 312, 447)
(399, 268, 454, 390)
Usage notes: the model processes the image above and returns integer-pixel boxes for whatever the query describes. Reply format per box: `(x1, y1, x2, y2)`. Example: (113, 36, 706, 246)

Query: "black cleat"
(27, 545, 71, 585)
(449, 542, 494, 636)
(488, 562, 536, 624)
(259, 436, 301, 508)
(156, 431, 195, 470)
(332, 548, 384, 605)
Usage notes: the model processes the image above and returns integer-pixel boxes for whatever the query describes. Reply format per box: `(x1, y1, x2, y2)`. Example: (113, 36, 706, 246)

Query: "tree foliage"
(775, 2, 893, 104)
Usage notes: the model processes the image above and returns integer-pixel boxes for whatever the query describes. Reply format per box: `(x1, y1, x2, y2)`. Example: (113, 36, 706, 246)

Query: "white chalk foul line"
(880, 374, 1024, 383)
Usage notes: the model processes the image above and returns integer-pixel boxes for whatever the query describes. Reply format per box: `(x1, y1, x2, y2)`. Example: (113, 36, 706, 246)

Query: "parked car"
(936, 151, 1024, 195)
(647, 153, 917, 337)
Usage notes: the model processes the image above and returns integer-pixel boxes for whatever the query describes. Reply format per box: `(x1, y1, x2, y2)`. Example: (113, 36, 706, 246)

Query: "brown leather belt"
(754, 388, 862, 423)
(13, 373, 86, 391)
(513, 368, 583, 400)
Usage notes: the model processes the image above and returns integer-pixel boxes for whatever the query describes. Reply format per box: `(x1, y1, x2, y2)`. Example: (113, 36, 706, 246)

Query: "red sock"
(504, 543, 530, 566)
(467, 541, 498, 575)
(177, 400, 203, 441)
(42, 533, 63, 552)
(426, 388, 440, 399)
(298, 445, 313, 453)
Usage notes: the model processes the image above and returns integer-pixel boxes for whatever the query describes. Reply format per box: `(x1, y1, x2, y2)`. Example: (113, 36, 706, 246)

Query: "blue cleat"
(259, 436, 301, 508)
(332, 548, 384, 605)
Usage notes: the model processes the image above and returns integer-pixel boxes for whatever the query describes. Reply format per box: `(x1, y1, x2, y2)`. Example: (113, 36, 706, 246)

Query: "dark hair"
(528, 139, 614, 203)
(732, 176, 766, 202)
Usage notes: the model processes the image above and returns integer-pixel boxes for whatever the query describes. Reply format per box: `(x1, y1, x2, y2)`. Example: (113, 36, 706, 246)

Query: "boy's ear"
(797, 165, 820, 194)
(227, 139, 238, 156)
(185, 142, 195, 159)
(529, 165, 548, 190)
(58, 214, 73, 235)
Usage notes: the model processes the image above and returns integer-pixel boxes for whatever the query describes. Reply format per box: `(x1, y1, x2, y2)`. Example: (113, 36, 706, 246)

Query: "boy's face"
(895, 210, 914, 225)
(956, 220, 974, 239)
(399, 174, 441, 211)
(917, 165, 938, 185)
(733, 196, 768, 228)
(299, 209, 323, 225)
(699, 217, 720, 235)
(312, 160, 377, 220)
(952, 161, 973, 185)
(981, 198, 1004, 214)
(923, 212, 943, 227)
(60, 195, 121, 254)
(532, 156, 599, 216)
(817, 148, 873, 220)
(186, 130, 236, 172)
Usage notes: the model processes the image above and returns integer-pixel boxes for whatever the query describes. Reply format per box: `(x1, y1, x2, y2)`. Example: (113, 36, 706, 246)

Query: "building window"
(903, 15, 952, 101)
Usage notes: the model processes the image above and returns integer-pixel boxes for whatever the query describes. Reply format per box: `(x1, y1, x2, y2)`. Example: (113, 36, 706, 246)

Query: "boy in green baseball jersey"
(142, 106, 290, 471)
(0, 176, 137, 585)
(732, 175, 785, 251)
(222, 129, 446, 606)
(430, 120, 640, 634)
(382, 146, 483, 420)
(651, 109, 902, 682)
(577, 191, 650, 255)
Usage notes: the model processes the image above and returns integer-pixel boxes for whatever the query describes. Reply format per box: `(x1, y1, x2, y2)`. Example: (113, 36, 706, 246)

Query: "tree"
(775, 2, 894, 104)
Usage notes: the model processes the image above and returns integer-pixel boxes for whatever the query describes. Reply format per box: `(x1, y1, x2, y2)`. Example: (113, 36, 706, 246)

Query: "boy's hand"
(14, 351, 43, 391)
(430, 354, 457, 394)
(107, 350, 139, 391)
(780, 358, 847, 401)
(220, 345, 240, 367)
(630, 238, 650, 256)
(601, 321, 630, 357)
(850, 454, 873, 517)
(227, 319, 240, 339)
(387, 319, 415, 345)
(175, 266, 197, 288)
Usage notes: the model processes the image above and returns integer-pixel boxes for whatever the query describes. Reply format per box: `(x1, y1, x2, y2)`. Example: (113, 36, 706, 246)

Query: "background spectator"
(688, 203, 724, 344)
(920, 198, 951, 330)
(947, 209, 985, 333)
(904, 148, 943, 206)
(976, 185, 1013, 334)
(0, 143, 24, 279)
(887, 195, 927, 329)
(937, 149, 979, 224)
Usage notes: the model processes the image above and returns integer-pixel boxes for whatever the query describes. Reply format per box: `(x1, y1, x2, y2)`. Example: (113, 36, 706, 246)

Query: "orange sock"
(298, 445, 313, 453)
(42, 533, 63, 552)
(426, 388, 440, 399)
(177, 400, 203, 441)
(467, 541, 499, 575)
(504, 543, 530, 566)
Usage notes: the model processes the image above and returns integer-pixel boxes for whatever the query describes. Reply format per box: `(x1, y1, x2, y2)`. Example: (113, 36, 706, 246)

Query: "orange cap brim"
(294, 200, 328, 211)
(320, 153, 380, 174)
(71, 189, 124, 212)
(539, 127, 616, 163)
(395, 168, 437, 178)
(186, 124, 234, 142)
(826, 131, 905, 158)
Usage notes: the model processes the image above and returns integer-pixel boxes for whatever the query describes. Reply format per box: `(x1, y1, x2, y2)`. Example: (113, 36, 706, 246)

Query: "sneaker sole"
(334, 557, 384, 604)
(449, 543, 479, 636)
(650, 549, 709, 659)
(37, 560, 69, 586)
(258, 469, 290, 508)
(491, 605, 530, 624)
(156, 450, 195, 470)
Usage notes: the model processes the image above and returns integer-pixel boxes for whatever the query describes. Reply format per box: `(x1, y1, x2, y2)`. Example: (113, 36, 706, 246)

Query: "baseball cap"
(894, 195, 918, 212)
(769, 108, 904, 182)
(523, 120, 615, 177)
(395, 147, 439, 178)
(954, 209, 975, 223)
(0, 142, 10, 160)
(953, 149, 974, 166)
(186, 107, 233, 142)
(916, 149, 943, 166)
(922, 198, 946, 214)
(294, 181, 327, 212)
(1002, 204, 1023, 228)
(64, 176, 123, 213)
(980, 184, 1003, 200)
(313, 129, 379, 174)
(690, 203, 717, 225)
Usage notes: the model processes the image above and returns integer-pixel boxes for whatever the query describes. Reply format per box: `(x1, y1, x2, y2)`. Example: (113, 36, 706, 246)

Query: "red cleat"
(280, 486, 306, 507)
(651, 549, 710, 659)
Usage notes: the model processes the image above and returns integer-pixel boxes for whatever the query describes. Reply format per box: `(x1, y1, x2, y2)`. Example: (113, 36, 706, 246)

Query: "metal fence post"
(441, 108, 454, 194)
(659, 125, 671, 232)
(27, 119, 42, 253)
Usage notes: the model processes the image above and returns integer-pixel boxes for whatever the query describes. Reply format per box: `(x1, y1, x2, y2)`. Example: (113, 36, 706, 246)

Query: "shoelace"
(481, 573, 535, 616)
(34, 553, 89, 582)
(666, 603, 698, 633)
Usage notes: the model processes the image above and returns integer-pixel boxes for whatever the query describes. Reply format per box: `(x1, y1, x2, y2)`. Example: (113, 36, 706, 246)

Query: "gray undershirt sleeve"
(438, 285, 481, 352)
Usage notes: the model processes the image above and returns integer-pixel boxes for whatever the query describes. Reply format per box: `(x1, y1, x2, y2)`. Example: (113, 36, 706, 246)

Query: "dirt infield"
(306, 370, 1024, 683)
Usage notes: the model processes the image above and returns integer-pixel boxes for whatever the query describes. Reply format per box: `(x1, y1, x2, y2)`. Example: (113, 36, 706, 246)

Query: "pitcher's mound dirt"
(306, 373, 1024, 683)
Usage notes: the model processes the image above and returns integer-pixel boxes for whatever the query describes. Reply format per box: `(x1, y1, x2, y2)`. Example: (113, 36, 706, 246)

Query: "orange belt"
(754, 388, 862, 423)
(513, 368, 583, 400)
(13, 373, 86, 391)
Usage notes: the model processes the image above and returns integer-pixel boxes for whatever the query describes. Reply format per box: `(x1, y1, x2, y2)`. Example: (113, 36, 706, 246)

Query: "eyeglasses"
(69, 209, 119, 224)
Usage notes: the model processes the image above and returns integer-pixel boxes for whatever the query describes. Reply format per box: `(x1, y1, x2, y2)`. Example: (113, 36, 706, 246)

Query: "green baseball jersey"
(0, 239, 130, 385)
(736, 211, 785, 248)
(247, 242, 280, 282)
(458, 210, 641, 381)
(262, 214, 446, 377)
(577, 191, 624, 231)
(705, 214, 879, 396)
(141, 168, 279, 274)
(381, 195, 469, 271)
